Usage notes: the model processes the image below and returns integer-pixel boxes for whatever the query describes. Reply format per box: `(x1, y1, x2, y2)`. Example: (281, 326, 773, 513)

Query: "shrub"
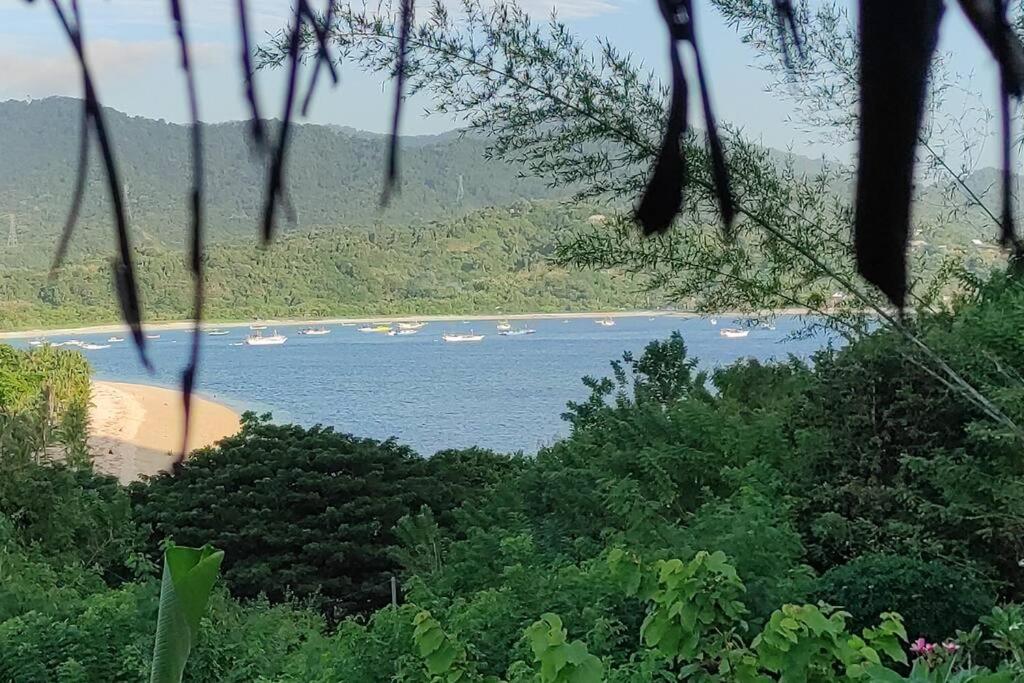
(815, 554, 995, 641)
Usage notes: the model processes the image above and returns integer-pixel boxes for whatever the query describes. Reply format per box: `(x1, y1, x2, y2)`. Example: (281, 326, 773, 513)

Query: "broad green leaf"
(149, 543, 224, 683)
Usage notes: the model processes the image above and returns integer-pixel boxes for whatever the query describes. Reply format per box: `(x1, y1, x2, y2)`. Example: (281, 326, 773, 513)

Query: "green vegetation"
(4, 271, 1024, 680)
(0, 97, 559, 267)
(0, 202, 652, 330)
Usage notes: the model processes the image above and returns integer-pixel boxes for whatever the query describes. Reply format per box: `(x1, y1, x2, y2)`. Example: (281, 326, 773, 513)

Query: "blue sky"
(0, 0, 1004, 162)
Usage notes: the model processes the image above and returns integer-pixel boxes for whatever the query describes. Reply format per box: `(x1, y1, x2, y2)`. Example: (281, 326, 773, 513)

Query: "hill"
(0, 202, 654, 329)
(0, 97, 560, 267)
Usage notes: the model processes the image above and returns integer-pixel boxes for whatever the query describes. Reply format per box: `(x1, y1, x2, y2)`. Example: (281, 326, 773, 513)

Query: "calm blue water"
(11, 316, 838, 454)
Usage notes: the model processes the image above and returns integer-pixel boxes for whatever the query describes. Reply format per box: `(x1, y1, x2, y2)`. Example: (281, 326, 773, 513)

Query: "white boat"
(28, 339, 45, 346)
(719, 328, 749, 339)
(245, 330, 287, 346)
(496, 320, 512, 331)
(249, 322, 268, 330)
(81, 343, 110, 350)
(145, 334, 160, 340)
(500, 327, 536, 336)
(596, 318, 615, 327)
(443, 332, 484, 342)
(710, 318, 718, 326)
(397, 322, 426, 330)
(107, 336, 124, 343)
(298, 327, 331, 336)
(64, 339, 83, 347)
(208, 329, 230, 336)
(396, 329, 419, 336)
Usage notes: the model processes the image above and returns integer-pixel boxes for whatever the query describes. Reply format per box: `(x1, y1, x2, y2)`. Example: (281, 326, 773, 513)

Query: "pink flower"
(910, 638, 928, 655)
(943, 641, 959, 654)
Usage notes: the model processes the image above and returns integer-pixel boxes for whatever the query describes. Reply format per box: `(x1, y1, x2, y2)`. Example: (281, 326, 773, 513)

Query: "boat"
(249, 322, 268, 330)
(442, 332, 484, 342)
(496, 320, 512, 331)
(107, 336, 124, 343)
(596, 318, 615, 327)
(500, 327, 536, 336)
(208, 329, 230, 336)
(298, 327, 331, 336)
(396, 329, 419, 336)
(28, 339, 45, 346)
(245, 330, 287, 346)
(397, 322, 426, 330)
(719, 328, 749, 339)
(358, 324, 393, 333)
(81, 343, 110, 350)
(145, 334, 160, 340)
(710, 318, 718, 326)
(64, 339, 83, 347)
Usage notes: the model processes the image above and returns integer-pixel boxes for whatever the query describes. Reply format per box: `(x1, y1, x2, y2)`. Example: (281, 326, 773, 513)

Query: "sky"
(0, 0, 1006, 163)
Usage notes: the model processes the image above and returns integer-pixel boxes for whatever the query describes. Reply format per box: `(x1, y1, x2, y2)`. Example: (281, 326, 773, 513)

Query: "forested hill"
(0, 202, 653, 329)
(0, 97, 559, 266)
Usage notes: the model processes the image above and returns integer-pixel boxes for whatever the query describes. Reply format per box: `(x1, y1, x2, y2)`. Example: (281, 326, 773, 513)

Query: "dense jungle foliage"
(0, 202, 654, 329)
(0, 98, 560, 267)
(4, 271, 1024, 680)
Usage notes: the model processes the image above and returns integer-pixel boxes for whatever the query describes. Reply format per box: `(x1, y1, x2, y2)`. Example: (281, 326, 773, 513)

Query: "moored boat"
(443, 332, 484, 342)
(596, 317, 615, 327)
(719, 328, 749, 339)
(496, 320, 512, 331)
(107, 336, 124, 343)
(81, 343, 110, 350)
(208, 329, 230, 336)
(358, 324, 393, 333)
(500, 327, 536, 336)
(397, 321, 426, 330)
(298, 327, 331, 336)
(245, 330, 287, 346)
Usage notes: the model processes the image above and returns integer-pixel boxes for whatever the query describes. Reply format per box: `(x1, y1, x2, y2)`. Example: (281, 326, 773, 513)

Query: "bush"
(131, 414, 481, 619)
(815, 554, 995, 641)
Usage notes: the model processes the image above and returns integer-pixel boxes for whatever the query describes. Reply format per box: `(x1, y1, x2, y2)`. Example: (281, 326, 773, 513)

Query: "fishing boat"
(496, 320, 512, 331)
(397, 321, 426, 330)
(500, 327, 536, 336)
(81, 343, 110, 350)
(298, 327, 332, 336)
(596, 318, 615, 327)
(443, 332, 484, 343)
(107, 336, 124, 343)
(208, 329, 230, 336)
(719, 328, 749, 339)
(249, 322, 268, 330)
(245, 330, 287, 346)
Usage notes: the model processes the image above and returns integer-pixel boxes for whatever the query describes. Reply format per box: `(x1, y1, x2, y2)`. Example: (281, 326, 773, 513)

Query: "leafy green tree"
(132, 413, 491, 619)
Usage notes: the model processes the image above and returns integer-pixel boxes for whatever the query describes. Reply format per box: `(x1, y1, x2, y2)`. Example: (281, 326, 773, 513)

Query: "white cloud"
(0, 38, 224, 99)
(517, 0, 622, 19)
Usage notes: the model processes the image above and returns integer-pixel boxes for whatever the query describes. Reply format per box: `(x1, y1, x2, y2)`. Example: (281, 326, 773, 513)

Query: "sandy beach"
(88, 381, 240, 484)
(0, 308, 813, 340)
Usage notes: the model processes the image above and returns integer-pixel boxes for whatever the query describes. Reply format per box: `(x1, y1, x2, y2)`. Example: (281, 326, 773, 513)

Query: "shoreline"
(88, 380, 240, 484)
(0, 308, 811, 340)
